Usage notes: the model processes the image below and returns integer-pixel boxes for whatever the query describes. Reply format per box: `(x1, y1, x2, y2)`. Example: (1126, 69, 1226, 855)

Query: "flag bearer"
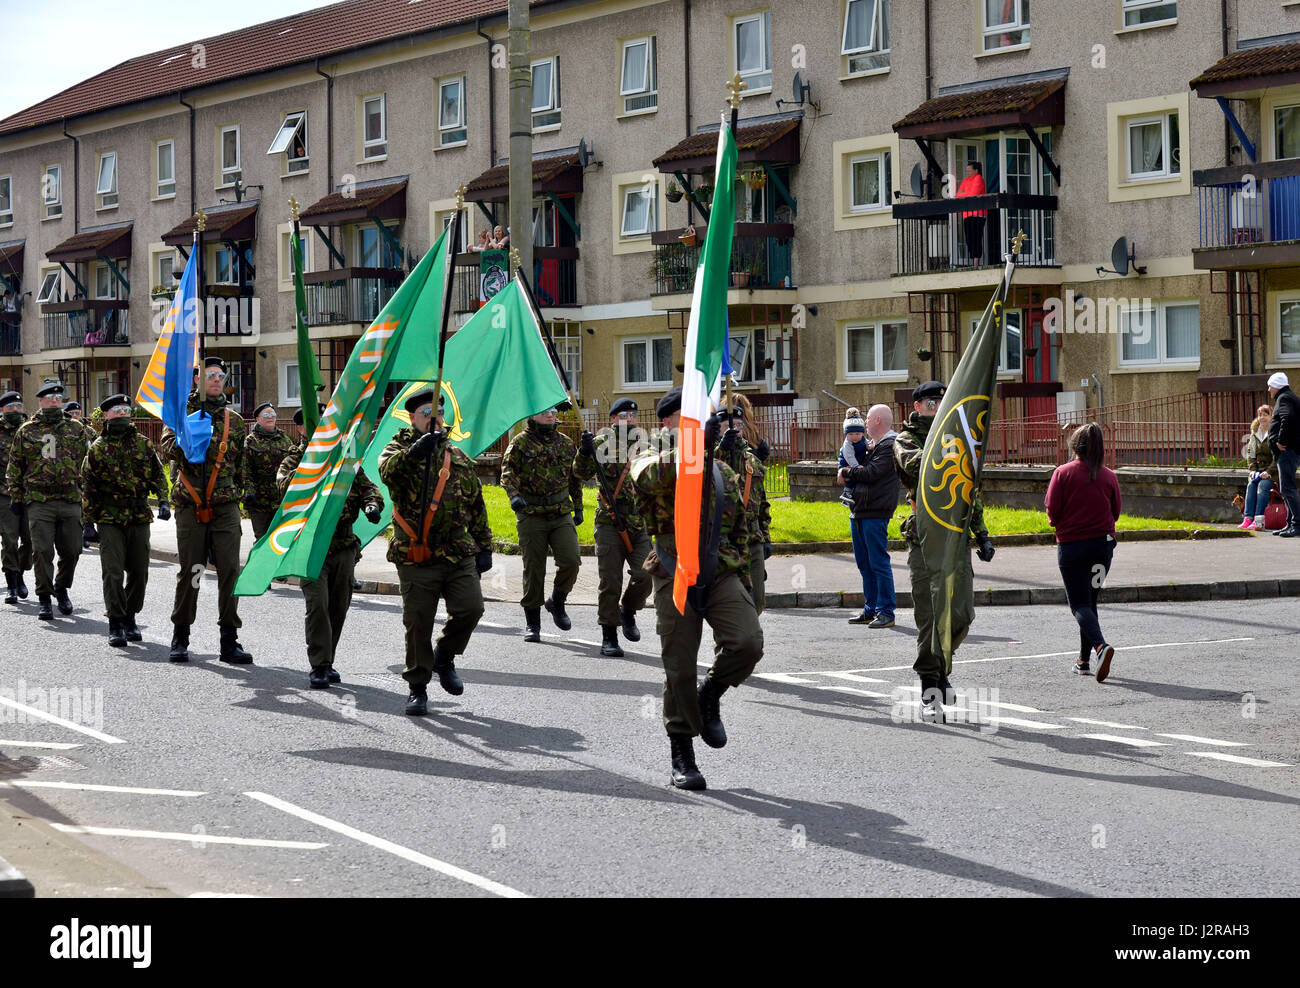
(243, 402, 296, 540)
(0, 389, 32, 605)
(712, 402, 771, 615)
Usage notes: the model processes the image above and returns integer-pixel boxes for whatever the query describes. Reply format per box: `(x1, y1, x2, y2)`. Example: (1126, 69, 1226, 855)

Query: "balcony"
(451, 248, 579, 314)
(893, 193, 1058, 276)
(650, 224, 795, 295)
(0, 314, 20, 357)
(1193, 159, 1300, 269)
(41, 300, 129, 350)
(304, 268, 403, 327)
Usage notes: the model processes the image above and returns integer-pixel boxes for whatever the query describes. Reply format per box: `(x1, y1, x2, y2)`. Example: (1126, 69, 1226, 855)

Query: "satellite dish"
(577, 138, 591, 168)
(793, 71, 804, 104)
(1110, 237, 1130, 277)
(910, 163, 924, 199)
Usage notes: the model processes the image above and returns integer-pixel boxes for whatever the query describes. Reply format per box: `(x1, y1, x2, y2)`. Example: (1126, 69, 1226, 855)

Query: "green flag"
(233, 225, 453, 596)
(352, 277, 568, 547)
(915, 257, 1014, 663)
(292, 227, 325, 437)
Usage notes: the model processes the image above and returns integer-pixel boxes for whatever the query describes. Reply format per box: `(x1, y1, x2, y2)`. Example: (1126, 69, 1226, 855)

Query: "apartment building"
(0, 0, 1296, 429)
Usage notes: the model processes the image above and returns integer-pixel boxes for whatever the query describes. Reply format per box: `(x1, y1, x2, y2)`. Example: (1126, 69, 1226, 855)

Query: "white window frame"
(435, 206, 472, 253)
(96, 152, 118, 209)
(620, 37, 658, 115)
(36, 269, 61, 304)
(267, 111, 309, 174)
(847, 151, 890, 213)
(94, 262, 116, 301)
(363, 94, 388, 159)
(551, 320, 583, 394)
(277, 224, 314, 292)
(43, 164, 62, 219)
(219, 125, 241, 187)
(437, 77, 468, 148)
(531, 56, 562, 131)
(1117, 299, 1200, 368)
(155, 251, 176, 294)
(1125, 112, 1179, 181)
(844, 319, 909, 379)
(211, 245, 237, 286)
(982, 0, 1030, 52)
(1122, 0, 1176, 29)
(621, 335, 674, 389)
(619, 184, 657, 238)
(961, 310, 1024, 375)
(0, 174, 11, 226)
(842, 0, 879, 54)
(155, 140, 176, 199)
(279, 360, 302, 406)
(842, 0, 890, 75)
(1276, 291, 1300, 363)
(732, 11, 772, 93)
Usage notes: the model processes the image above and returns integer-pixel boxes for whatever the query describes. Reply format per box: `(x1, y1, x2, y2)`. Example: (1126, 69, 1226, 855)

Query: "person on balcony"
(488, 225, 509, 249)
(471, 230, 490, 252)
(1266, 371, 1300, 537)
(957, 161, 987, 266)
(1240, 405, 1277, 531)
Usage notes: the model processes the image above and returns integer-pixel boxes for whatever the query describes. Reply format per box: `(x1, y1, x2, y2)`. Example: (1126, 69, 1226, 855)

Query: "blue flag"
(137, 244, 207, 462)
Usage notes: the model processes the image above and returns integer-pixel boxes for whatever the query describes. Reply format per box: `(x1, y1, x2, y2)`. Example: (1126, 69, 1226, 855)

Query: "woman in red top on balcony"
(1045, 422, 1123, 682)
(957, 161, 987, 266)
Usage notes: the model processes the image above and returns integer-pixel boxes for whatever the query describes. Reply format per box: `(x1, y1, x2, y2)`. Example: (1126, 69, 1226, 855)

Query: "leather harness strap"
(392, 449, 452, 563)
(742, 459, 754, 508)
(177, 409, 231, 523)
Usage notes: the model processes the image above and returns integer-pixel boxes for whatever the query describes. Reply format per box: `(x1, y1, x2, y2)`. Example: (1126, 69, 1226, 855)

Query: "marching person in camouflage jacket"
(713, 403, 772, 615)
(82, 394, 169, 647)
(6, 381, 89, 620)
(378, 388, 492, 715)
(573, 397, 651, 657)
(243, 401, 296, 540)
(65, 400, 100, 547)
(501, 407, 583, 640)
(278, 404, 384, 690)
(0, 390, 32, 604)
(631, 387, 763, 791)
(159, 356, 251, 665)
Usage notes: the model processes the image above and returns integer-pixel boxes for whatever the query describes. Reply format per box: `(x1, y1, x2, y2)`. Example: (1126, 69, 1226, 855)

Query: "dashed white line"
(1184, 752, 1292, 768)
(1080, 734, 1171, 748)
(2, 781, 205, 796)
(815, 685, 894, 700)
(0, 739, 83, 750)
(50, 824, 326, 849)
(822, 672, 891, 684)
(0, 695, 125, 744)
(756, 672, 820, 685)
(854, 638, 1255, 673)
(1156, 734, 1251, 747)
(985, 716, 1065, 730)
(1067, 718, 1147, 730)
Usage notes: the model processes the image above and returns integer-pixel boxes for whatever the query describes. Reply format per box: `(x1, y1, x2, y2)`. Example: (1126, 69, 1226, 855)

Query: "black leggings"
(1057, 536, 1115, 661)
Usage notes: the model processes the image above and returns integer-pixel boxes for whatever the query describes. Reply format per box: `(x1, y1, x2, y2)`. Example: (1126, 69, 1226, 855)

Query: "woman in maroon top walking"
(1045, 423, 1122, 682)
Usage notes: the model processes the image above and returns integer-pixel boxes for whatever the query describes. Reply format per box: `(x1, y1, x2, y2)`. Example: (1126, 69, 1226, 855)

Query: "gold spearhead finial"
(726, 73, 747, 110)
(1010, 229, 1028, 256)
(456, 184, 467, 210)
(195, 208, 207, 233)
(509, 247, 522, 274)
(288, 195, 300, 222)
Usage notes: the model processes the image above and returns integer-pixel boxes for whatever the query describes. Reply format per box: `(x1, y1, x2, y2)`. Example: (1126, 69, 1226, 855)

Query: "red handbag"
(1264, 489, 1290, 530)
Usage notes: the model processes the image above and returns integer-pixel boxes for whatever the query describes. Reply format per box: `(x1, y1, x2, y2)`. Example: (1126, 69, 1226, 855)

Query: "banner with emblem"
(479, 248, 509, 303)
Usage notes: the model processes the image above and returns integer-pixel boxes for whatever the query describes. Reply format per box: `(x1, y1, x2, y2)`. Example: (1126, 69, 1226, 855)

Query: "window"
(0, 175, 11, 225)
(1276, 104, 1300, 161)
(982, 0, 1030, 52)
(154, 140, 175, 198)
(532, 198, 558, 248)
(355, 224, 401, 268)
(728, 330, 767, 384)
(437, 77, 467, 147)
(1126, 112, 1180, 180)
(620, 185, 656, 237)
(620, 37, 658, 114)
(531, 57, 561, 130)
(277, 225, 314, 291)
(43, 164, 62, 219)
(842, 0, 890, 74)
(1122, 0, 1175, 28)
(267, 111, 309, 174)
(1119, 300, 1199, 366)
(96, 152, 118, 208)
(219, 126, 241, 186)
(999, 310, 1023, 374)
(94, 264, 117, 300)
(435, 206, 471, 253)
(848, 151, 890, 212)
(732, 11, 772, 91)
(279, 361, 301, 405)
(551, 321, 582, 392)
(363, 94, 387, 159)
(845, 320, 908, 378)
(212, 246, 236, 285)
(155, 251, 175, 293)
(36, 270, 61, 304)
(622, 335, 674, 388)
(1277, 294, 1300, 361)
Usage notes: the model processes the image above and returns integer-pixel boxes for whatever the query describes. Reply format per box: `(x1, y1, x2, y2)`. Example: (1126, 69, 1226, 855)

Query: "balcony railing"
(452, 248, 579, 313)
(41, 300, 129, 349)
(651, 224, 795, 295)
(1193, 159, 1300, 251)
(0, 315, 20, 356)
(304, 268, 404, 327)
(893, 193, 1058, 276)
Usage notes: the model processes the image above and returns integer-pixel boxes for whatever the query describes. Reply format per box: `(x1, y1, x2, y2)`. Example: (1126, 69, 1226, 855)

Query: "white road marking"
(822, 672, 891, 684)
(0, 739, 82, 750)
(1080, 734, 1171, 748)
(50, 824, 327, 849)
(1067, 718, 1147, 730)
(1156, 734, 1251, 747)
(815, 685, 894, 700)
(985, 717, 1065, 730)
(895, 686, 1047, 714)
(1, 781, 205, 796)
(0, 695, 125, 744)
(1184, 752, 1292, 768)
(188, 892, 262, 897)
(756, 672, 820, 685)
(855, 637, 1255, 673)
(244, 791, 529, 898)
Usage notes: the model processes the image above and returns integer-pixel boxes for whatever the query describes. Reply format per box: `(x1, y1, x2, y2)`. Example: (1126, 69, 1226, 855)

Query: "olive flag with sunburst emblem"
(915, 254, 1014, 663)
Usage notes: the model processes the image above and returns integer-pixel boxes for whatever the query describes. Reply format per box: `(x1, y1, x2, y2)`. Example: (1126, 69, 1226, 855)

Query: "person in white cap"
(1265, 372, 1300, 537)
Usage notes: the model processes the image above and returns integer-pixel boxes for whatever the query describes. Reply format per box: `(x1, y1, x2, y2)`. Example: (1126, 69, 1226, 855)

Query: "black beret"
(555, 399, 572, 413)
(252, 402, 274, 418)
(609, 397, 638, 417)
(721, 405, 744, 420)
(292, 403, 325, 426)
(99, 394, 131, 413)
(913, 380, 946, 402)
(35, 381, 65, 398)
(655, 387, 683, 419)
(204, 356, 226, 370)
(0, 391, 21, 406)
(62, 401, 81, 412)
(403, 387, 443, 415)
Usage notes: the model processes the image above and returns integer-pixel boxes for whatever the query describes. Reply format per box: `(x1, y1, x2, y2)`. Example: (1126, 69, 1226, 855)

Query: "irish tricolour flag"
(673, 117, 737, 614)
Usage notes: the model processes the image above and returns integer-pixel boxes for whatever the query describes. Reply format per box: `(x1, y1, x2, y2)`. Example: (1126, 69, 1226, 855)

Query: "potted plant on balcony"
(665, 180, 684, 203)
(732, 252, 763, 289)
(745, 168, 767, 190)
(678, 224, 699, 248)
(916, 345, 932, 362)
(695, 183, 714, 207)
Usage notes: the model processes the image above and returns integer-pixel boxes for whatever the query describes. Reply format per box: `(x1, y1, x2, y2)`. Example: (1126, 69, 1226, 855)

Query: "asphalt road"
(2, 559, 1297, 898)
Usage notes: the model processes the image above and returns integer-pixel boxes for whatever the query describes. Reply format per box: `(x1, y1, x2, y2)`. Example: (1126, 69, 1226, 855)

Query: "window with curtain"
(96, 153, 118, 208)
(363, 95, 387, 158)
(1280, 297, 1300, 357)
(620, 185, 656, 238)
(43, 164, 62, 219)
(842, 0, 889, 73)
(220, 126, 241, 186)
(1120, 300, 1199, 365)
(1122, 1, 1176, 28)
(982, 0, 1029, 51)
(620, 37, 658, 114)
(623, 336, 673, 387)
(733, 11, 772, 91)
(1126, 113, 1179, 180)
(846, 321, 907, 377)
(532, 57, 561, 130)
(438, 78, 467, 146)
(0, 175, 11, 225)
(849, 151, 890, 212)
(1276, 105, 1300, 160)
(156, 140, 175, 197)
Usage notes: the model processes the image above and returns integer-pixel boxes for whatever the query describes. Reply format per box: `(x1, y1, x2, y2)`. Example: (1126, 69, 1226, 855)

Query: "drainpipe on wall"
(178, 95, 196, 215)
(683, 0, 693, 224)
(61, 119, 79, 234)
(314, 61, 334, 192)
(476, 20, 498, 170)
(923, 0, 932, 101)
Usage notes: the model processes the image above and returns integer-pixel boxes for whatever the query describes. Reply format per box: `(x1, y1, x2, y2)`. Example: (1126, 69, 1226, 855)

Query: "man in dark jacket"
(839, 404, 900, 628)
(1266, 371, 1300, 537)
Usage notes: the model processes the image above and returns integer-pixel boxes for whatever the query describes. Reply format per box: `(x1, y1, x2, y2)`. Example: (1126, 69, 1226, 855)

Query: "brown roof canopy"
(1191, 40, 1300, 96)
(299, 177, 407, 227)
(465, 151, 583, 203)
(46, 223, 132, 263)
(161, 203, 258, 246)
(653, 117, 801, 172)
(0, 239, 23, 279)
(894, 77, 1066, 138)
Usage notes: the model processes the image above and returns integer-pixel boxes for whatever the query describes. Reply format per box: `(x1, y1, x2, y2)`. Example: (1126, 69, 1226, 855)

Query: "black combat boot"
(523, 606, 542, 642)
(107, 619, 127, 648)
(544, 594, 571, 631)
(431, 643, 464, 696)
(82, 522, 98, 547)
(169, 625, 190, 663)
(600, 625, 624, 657)
(697, 673, 729, 749)
(54, 585, 73, 615)
(36, 594, 53, 620)
(2, 570, 16, 606)
(123, 615, 142, 642)
(669, 735, 706, 790)
(218, 625, 253, 665)
(308, 666, 330, 689)
(15, 571, 28, 599)
(326, 665, 341, 684)
(919, 675, 946, 724)
(405, 686, 429, 716)
(938, 672, 957, 707)
(620, 605, 641, 642)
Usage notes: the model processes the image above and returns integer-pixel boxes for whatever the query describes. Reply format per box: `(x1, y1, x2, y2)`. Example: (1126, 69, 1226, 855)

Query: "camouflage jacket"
(501, 421, 583, 517)
(5, 410, 89, 504)
(160, 394, 246, 509)
(715, 437, 770, 546)
(631, 444, 751, 583)
(893, 410, 987, 545)
(82, 422, 167, 526)
(278, 443, 383, 557)
(572, 428, 645, 532)
(378, 428, 491, 566)
(0, 416, 27, 489)
(243, 426, 297, 508)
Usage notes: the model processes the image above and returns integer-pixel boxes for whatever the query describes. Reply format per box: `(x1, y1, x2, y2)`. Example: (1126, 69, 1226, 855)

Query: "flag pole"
(723, 74, 745, 433)
(513, 250, 579, 413)
(194, 209, 207, 393)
